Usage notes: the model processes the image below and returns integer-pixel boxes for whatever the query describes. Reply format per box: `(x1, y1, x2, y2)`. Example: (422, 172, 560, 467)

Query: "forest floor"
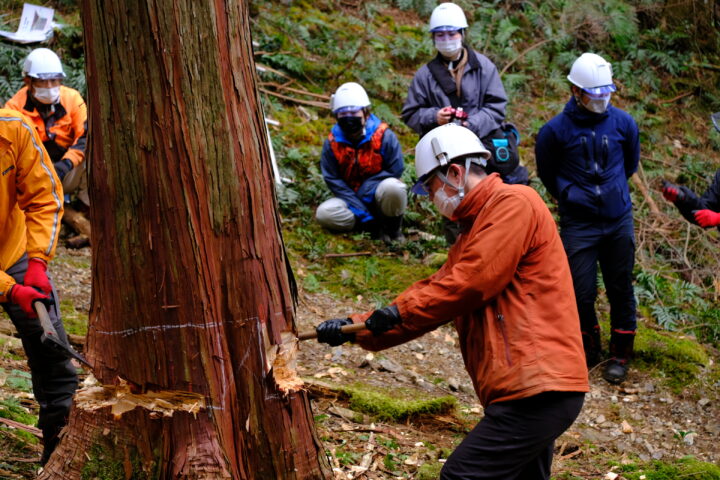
(1, 242, 719, 479)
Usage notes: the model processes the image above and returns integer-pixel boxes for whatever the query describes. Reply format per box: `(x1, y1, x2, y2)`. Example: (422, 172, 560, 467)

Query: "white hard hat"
(23, 48, 65, 80)
(330, 82, 371, 114)
(567, 52, 616, 95)
(429, 3, 468, 32)
(412, 124, 490, 195)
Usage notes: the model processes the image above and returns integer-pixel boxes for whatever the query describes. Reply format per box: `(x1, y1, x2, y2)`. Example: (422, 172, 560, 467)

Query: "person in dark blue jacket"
(662, 114, 720, 230)
(535, 53, 640, 384)
(316, 82, 407, 243)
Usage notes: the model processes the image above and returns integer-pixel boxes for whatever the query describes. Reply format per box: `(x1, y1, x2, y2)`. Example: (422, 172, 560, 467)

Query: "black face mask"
(338, 116, 364, 136)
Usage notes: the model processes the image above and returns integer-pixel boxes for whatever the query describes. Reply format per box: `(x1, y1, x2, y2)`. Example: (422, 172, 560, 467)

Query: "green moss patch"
(339, 383, 456, 422)
(59, 299, 88, 337)
(611, 456, 720, 480)
(633, 327, 710, 391)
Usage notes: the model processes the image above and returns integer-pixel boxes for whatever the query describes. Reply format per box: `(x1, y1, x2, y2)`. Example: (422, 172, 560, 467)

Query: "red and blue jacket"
(320, 114, 404, 223)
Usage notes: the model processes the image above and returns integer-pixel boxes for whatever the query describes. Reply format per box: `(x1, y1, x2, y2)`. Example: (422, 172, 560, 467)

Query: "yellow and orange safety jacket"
(0, 108, 63, 302)
(5, 86, 87, 167)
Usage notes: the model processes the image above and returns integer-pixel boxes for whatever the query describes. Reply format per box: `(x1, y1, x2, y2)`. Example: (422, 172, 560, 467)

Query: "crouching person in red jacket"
(314, 124, 589, 479)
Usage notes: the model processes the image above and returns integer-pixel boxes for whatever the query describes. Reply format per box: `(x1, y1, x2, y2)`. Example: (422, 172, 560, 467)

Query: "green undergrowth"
(608, 456, 720, 480)
(0, 396, 37, 426)
(0, 367, 33, 393)
(415, 461, 444, 480)
(600, 318, 713, 392)
(0, 396, 39, 446)
(284, 222, 439, 305)
(59, 298, 88, 337)
(634, 327, 711, 392)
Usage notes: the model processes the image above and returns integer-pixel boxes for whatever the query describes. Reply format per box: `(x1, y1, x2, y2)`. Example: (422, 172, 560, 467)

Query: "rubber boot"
(603, 330, 635, 384)
(581, 325, 602, 368)
(380, 216, 406, 245)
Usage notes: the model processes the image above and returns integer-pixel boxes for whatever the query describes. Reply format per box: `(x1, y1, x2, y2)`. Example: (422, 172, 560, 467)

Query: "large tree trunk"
(40, 1, 330, 478)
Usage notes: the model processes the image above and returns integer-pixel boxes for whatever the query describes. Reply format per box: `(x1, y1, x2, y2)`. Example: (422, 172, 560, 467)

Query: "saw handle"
(34, 300, 57, 339)
(298, 322, 367, 341)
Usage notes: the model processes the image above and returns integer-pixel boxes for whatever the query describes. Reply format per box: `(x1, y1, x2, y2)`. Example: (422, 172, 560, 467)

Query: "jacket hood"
(452, 173, 503, 223)
(331, 113, 381, 146)
(563, 96, 611, 126)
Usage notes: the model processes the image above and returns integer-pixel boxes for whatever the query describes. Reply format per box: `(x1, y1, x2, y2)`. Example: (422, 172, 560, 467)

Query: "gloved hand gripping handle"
(298, 322, 367, 341)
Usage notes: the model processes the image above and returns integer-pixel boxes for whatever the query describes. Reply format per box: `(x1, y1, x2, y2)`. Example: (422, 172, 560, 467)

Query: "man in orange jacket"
(315, 124, 588, 479)
(5, 48, 88, 206)
(0, 108, 79, 464)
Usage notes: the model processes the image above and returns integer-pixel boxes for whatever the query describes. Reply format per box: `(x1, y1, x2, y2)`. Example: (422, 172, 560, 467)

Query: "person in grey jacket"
(402, 3, 506, 140)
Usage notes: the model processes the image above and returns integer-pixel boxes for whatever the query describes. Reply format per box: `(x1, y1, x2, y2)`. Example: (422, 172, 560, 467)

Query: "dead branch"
(324, 252, 372, 258)
(0, 416, 43, 438)
(631, 168, 661, 216)
(258, 88, 329, 108)
(500, 38, 552, 76)
(259, 81, 330, 100)
(62, 205, 91, 239)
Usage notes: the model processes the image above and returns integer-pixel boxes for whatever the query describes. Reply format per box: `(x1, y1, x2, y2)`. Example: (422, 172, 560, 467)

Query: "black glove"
(53, 158, 73, 181)
(661, 180, 685, 203)
(316, 318, 354, 346)
(365, 305, 402, 336)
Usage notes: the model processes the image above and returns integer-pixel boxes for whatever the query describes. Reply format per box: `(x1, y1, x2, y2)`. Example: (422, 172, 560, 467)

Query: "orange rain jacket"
(353, 174, 589, 406)
(5, 86, 87, 167)
(0, 109, 63, 302)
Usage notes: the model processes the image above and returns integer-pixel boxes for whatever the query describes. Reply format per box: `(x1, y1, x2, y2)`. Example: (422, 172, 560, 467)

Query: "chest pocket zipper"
(497, 314, 513, 366)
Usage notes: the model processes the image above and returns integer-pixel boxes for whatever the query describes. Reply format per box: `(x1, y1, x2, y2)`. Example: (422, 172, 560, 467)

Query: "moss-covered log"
(39, 1, 331, 478)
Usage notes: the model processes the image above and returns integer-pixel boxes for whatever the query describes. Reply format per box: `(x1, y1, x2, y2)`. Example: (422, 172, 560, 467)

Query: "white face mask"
(580, 93, 611, 114)
(433, 182, 462, 219)
(33, 86, 60, 105)
(435, 38, 463, 59)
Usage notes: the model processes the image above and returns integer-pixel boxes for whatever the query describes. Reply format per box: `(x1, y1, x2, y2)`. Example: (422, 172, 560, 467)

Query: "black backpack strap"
(427, 54, 461, 108)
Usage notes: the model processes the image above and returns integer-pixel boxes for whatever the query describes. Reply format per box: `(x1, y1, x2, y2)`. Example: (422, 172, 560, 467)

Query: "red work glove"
(24, 258, 52, 294)
(8, 284, 50, 318)
(693, 209, 720, 228)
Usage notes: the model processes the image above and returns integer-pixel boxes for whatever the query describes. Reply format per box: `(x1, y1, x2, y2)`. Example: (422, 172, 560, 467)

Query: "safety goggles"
(581, 84, 616, 97)
(412, 172, 436, 196)
(31, 72, 66, 80)
(432, 29, 461, 39)
(334, 106, 364, 117)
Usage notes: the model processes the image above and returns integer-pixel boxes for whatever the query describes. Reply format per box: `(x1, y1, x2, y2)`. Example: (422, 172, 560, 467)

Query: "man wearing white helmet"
(316, 82, 407, 243)
(535, 53, 640, 384)
(5, 48, 89, 206)
(315, 124, 588, 479)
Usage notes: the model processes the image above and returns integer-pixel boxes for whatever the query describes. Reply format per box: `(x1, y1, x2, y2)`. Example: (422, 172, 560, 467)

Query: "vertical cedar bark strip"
(40, 1, 331, 478)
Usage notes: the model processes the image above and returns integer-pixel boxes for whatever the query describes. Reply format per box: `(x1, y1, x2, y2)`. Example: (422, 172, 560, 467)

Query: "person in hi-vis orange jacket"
(5, 48, 88, 205)
(0, 108, 78, 465)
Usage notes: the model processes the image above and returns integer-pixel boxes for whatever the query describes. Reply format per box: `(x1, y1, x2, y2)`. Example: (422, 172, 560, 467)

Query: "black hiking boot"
(603, 330, 636, 384)
(603, 359, 628, 384)
(380, 216, 406, 245)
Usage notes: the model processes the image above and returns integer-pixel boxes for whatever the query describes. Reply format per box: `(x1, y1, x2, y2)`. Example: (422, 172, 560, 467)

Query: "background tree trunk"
(40, 1, 331, 478)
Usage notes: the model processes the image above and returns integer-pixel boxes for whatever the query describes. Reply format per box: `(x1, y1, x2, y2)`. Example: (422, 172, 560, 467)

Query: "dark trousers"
(440, 392, 585, 479)
(1, 255, 79, 440)
(560, 213, 637, 337)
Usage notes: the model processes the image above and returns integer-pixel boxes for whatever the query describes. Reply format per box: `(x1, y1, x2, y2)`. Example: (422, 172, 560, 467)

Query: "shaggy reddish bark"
(39, 1, 330, 478)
